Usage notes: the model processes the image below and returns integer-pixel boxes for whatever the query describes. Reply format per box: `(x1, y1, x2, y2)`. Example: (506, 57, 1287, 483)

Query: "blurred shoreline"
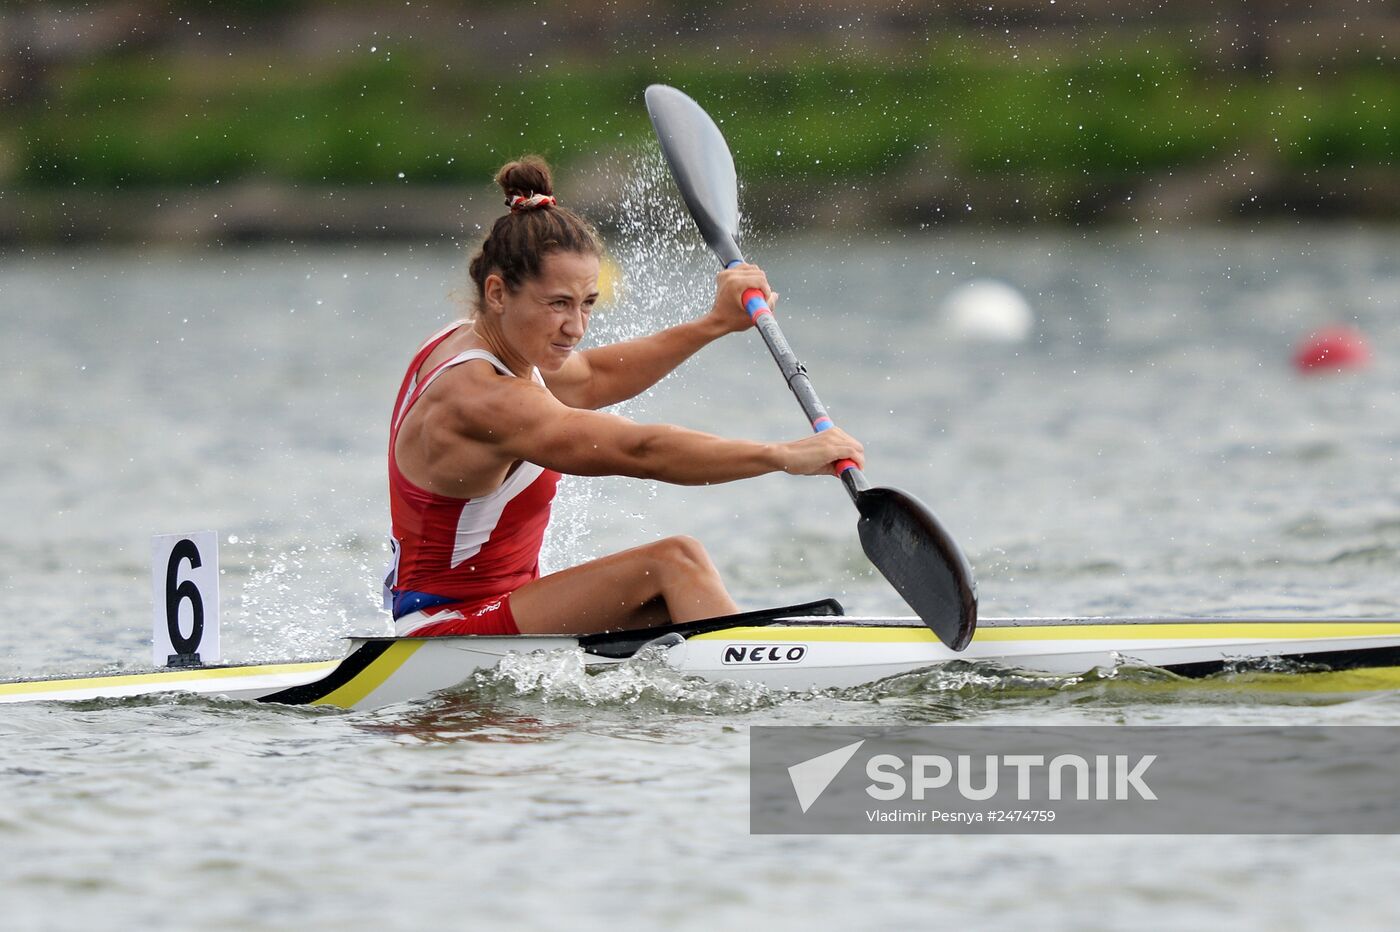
(3, 1, 1397, 245)
(4, 163, 1398, 247)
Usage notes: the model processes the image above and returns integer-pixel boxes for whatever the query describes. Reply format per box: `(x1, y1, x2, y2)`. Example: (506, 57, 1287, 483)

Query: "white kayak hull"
(671, 617, 1400, 689)
(6, 612, 1400, 710)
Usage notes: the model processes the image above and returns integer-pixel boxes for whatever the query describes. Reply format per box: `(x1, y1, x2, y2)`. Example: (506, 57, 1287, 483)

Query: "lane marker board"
(151, 531, 221, 667)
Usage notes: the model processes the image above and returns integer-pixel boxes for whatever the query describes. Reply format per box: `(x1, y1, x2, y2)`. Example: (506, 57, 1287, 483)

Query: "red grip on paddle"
(741, 287, 772, 320)
(833, 458, 858, 475)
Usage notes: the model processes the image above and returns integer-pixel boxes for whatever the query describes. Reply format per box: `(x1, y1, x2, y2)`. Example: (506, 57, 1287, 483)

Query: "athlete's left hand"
(706, 263, 777, 334)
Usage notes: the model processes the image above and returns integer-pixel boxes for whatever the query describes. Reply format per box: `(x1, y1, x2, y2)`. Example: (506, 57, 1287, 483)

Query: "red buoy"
(1292, 326, 1372, 374)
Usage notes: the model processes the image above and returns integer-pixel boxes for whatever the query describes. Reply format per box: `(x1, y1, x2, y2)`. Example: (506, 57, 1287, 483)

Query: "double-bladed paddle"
(644, 84, 977, 651)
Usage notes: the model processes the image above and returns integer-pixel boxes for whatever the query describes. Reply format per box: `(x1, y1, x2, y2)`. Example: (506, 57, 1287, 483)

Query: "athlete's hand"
(779, 427, 865, 476)
(706, 263, 776, 334)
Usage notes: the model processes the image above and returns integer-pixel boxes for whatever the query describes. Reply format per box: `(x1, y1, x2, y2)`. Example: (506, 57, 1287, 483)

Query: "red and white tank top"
(384, 324, 560, 609)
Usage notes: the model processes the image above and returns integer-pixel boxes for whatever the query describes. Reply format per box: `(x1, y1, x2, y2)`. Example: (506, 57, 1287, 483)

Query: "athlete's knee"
(651, 535, 717, 577)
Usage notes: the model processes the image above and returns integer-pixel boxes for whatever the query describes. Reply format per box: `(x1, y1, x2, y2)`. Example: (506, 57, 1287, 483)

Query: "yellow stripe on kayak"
(1217, 666, 1400, 694)
(0, 660, 339, 698)
(691, 623, 1400, 644)
(309, 640, 424, 709)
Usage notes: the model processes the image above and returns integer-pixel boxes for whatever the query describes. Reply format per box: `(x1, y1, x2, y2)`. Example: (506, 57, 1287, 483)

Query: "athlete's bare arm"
(543, 263, 774, 410)
(448, 365, 862, 488)
(543, 316, 728, 410)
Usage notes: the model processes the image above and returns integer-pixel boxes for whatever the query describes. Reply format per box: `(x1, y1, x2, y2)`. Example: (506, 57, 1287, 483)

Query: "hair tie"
(508, 193, 557, 212)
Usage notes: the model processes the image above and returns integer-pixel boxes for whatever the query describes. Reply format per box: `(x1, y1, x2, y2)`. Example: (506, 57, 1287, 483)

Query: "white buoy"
(940, 278, 1034, 342)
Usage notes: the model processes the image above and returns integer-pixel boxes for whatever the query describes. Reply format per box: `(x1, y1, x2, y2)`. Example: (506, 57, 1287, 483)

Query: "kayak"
(5, 600, 1400, 710)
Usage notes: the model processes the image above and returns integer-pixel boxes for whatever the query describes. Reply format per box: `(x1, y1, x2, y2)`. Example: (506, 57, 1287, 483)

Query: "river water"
(3, 215, 1400, 929)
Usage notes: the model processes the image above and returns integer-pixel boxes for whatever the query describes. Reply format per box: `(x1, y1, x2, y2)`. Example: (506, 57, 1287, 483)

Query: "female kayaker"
(386, 156, 863, 636)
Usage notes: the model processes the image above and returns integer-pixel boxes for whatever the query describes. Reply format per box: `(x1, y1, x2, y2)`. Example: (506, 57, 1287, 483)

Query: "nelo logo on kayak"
(723, 644, 807, 664)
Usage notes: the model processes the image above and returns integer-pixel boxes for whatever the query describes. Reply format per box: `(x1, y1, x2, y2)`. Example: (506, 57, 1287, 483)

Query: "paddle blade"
(855, 486, 977, 651)
(644, 84, 743, 266)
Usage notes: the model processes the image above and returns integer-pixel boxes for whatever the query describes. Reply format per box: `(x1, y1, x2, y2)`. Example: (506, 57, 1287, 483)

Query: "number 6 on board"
(151, 531, 221, 667)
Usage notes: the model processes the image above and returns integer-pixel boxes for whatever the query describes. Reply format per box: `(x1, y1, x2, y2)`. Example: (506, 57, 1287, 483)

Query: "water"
(4, 219, 1400, 929)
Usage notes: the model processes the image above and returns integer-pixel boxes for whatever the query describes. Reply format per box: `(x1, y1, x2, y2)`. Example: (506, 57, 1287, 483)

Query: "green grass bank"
(3, 34, 1396, 234)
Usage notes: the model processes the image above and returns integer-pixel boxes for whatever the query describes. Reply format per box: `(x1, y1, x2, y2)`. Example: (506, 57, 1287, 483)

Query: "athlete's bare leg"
(509, 536, 739, 635)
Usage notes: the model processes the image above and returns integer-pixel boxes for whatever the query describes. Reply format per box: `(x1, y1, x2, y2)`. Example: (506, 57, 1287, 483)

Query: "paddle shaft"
(645, 83, 976, 650)
(724, 260, 869, 502)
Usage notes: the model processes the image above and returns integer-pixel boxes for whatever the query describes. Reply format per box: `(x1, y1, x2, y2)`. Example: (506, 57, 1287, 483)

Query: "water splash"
(459, 642, 787, 714)
(232, 532, 391, 661)
(540, 146, 720, 574)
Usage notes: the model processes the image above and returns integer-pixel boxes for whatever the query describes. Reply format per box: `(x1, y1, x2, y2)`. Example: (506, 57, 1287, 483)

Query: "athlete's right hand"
(779, 427, 865, 476)
(707, 262, 774, 335)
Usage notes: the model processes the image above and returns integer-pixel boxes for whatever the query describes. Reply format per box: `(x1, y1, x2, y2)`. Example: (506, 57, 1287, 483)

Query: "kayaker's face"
(489, 251, 600, 372)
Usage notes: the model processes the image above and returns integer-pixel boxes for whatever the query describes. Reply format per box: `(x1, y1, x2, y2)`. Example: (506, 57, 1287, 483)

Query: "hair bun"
(468, 155, 602, 307)
(495, 156, 554, 202)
